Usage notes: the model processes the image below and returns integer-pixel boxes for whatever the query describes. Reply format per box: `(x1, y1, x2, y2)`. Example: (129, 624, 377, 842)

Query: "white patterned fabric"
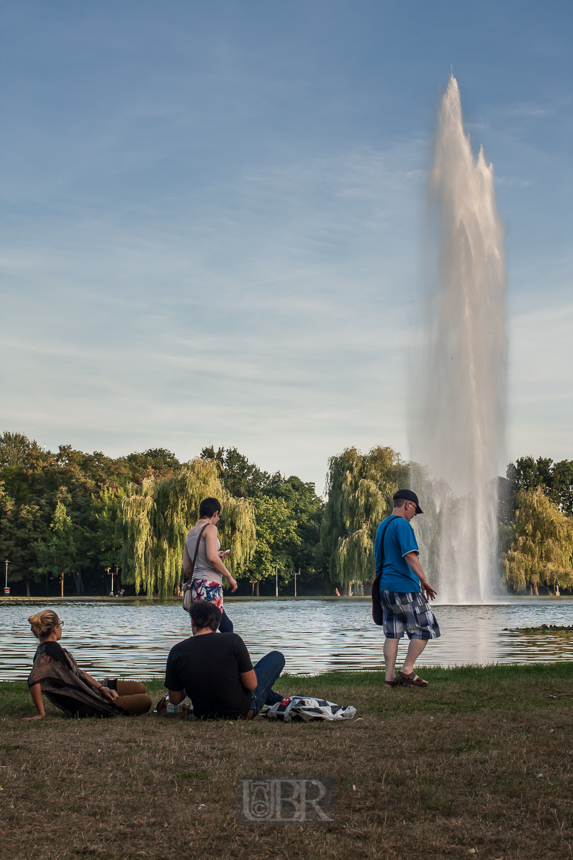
(262, 696, 356, 722)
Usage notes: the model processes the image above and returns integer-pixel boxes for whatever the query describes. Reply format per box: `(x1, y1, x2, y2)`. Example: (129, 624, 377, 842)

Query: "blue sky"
(1, 1, 571, 492)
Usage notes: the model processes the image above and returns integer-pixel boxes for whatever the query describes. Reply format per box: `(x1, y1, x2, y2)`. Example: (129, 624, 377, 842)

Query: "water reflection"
(1, 599, 572, 680)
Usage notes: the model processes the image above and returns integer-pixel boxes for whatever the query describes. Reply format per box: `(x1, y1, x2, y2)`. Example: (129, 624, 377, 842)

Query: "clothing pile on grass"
(261, 696, 356, 722)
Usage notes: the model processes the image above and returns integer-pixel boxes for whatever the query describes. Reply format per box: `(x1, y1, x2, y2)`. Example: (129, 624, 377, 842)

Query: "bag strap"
(372, 515, 400, 591)
(186, 524, 210, 586)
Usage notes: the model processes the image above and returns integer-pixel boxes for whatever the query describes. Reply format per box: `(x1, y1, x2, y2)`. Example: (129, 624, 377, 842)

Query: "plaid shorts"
(379, 591, 440, 640)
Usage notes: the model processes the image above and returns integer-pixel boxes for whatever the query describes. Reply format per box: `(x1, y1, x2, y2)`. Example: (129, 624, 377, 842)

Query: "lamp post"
(275, 563, 279, 598)
(4, 559, 9, 596)
(292, 568, 300, 598)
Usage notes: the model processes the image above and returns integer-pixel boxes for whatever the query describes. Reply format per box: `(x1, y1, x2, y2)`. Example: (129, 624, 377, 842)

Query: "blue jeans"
(219, 610, 233, 634)
(251, 651, 285, 716)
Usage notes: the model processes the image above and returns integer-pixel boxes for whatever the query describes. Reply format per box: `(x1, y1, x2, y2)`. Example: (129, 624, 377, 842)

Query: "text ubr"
(237, 776, 336, 824)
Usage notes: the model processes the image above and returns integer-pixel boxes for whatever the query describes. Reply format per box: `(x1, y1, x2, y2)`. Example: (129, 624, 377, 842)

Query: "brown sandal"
(384, 679, 400, 689)
(397, 670, 428, 688)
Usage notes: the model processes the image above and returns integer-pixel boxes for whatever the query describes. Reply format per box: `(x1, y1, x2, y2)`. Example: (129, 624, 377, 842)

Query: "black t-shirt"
(164, 632, 254, 719)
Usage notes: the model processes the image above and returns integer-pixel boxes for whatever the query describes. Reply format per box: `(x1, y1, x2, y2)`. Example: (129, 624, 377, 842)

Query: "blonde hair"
(28, 610, 60, 640)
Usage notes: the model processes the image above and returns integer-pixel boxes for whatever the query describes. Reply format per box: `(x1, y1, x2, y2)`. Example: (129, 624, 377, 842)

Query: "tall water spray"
(410, 76, 507, 603)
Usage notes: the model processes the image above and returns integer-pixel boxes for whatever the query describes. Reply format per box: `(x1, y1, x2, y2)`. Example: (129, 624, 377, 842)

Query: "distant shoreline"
(1, 594, 572, 605)
(0, 595, 371, 604)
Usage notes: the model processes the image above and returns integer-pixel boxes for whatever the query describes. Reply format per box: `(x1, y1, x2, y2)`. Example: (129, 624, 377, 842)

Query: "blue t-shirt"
(374, 515, 420, 593)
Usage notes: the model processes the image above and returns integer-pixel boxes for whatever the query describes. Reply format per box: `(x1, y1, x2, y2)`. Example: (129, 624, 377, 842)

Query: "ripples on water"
(1, 599, 572, 680)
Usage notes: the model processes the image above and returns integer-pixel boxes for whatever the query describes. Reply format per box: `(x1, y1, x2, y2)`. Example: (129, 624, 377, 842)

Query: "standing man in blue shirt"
(373, 489, 440, 689)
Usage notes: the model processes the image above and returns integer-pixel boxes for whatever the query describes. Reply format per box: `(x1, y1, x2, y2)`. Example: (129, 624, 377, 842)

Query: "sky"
(1, 1, 571, 493)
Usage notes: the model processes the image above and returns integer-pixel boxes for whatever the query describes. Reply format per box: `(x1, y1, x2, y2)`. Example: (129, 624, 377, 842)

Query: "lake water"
(1, 599, 572, 681)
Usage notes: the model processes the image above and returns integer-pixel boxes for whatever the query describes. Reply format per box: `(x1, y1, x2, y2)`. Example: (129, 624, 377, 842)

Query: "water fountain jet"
(410, 76, 507, 604)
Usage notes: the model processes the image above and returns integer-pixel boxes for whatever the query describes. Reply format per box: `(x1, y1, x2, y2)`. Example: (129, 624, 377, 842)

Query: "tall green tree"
(119, 459, 256, 597)
(201, 448, 327, 592)
(83, 485, 126, 579)
(503, 488, 573, 594)
(507, 457, 573, 516)
(266, 475, 327, 592)
(119, 480, 155, 596)
(126, 448, 181, 480)
(0, 500, 46, 597)
(319, 446, 408, 590)
(0, 431, 44, 468)
(243, 496, 301, 594)
(200, 446, 276, 498)
(0, 481, 49, 597)
(36, 501, 78, 597)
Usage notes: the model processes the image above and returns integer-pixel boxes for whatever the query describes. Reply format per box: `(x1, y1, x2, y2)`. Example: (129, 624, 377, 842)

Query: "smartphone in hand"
(220, 549, 231, 559)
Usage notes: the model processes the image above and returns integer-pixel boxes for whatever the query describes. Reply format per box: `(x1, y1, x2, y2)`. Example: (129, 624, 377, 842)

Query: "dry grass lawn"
(1, 664, 573, 860)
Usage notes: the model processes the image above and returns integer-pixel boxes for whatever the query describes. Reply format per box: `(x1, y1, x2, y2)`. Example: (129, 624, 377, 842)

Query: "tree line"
(0, 432, 571, 597)
(0, 434, 326, 597)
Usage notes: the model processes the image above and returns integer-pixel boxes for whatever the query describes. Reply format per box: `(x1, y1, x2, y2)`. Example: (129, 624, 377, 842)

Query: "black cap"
(393, 489, 423, 514)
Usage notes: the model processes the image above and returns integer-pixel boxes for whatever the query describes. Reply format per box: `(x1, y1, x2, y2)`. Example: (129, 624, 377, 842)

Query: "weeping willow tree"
(119, 458, 256, 597)
(120, 480, 156, 595)
(319, 446, 408, 590)
(503, 488, 573, 595)
(217, 496, 257, 577)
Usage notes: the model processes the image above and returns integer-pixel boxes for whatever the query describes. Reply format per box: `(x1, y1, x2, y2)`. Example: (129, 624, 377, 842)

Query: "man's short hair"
(393, 497, 408, 509)
(190, 600, 221, 632)
(199, 497, 221, 519)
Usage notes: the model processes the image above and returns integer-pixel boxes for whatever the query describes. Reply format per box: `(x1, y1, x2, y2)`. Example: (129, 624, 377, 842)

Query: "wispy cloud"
(495, 176, 533, 187)
(1, 2, 571, 486)
(1, 139, 426, 488)
(507, 102, 550, 118)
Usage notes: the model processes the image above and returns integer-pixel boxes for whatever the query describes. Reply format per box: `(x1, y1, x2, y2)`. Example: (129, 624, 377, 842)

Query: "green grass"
(284, 662, 573, 714)
(3, 662, 573, 718)
(2, 664, 573, 859)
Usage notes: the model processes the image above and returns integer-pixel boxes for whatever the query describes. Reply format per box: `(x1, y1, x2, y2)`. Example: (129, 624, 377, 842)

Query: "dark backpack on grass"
(371, 516, 399, 625)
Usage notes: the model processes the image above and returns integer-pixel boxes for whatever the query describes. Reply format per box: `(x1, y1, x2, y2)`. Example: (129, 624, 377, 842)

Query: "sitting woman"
(24, 610, 152, 720)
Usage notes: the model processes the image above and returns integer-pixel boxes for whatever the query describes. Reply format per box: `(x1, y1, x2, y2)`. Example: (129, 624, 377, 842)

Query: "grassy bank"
(1, 664, 573, 859)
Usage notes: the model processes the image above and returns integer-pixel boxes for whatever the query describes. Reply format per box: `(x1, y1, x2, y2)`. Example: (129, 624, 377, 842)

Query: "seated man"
(165, 600, 285, 720)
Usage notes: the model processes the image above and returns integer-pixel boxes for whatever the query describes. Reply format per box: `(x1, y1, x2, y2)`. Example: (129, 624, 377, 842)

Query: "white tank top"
(185, 523, 222, 585)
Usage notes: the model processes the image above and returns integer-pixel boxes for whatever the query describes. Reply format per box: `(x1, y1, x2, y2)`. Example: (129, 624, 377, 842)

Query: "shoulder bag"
(371, 515, 399, 625)
(182, 524, 210, 611)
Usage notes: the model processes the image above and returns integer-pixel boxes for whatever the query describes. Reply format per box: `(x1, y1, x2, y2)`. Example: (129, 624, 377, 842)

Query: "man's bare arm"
(167, 689, 186, 705)
(240, 669, 257, 691)
(404, 551, 437, 600)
